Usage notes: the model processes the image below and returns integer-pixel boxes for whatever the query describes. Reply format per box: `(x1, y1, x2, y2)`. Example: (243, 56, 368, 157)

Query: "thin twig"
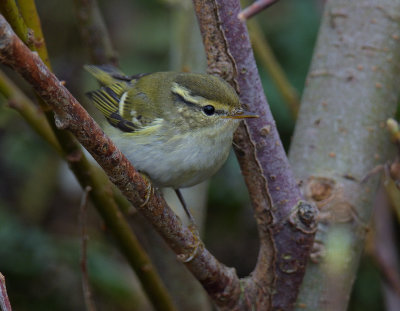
(238, 0, 279, 21)
(0, 15, 240, 309)
(80, 186, 97, 311)
(0, 273, 12, 311)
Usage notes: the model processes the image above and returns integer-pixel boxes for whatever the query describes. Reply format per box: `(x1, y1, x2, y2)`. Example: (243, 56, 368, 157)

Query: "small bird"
(85, 65, 257, 221)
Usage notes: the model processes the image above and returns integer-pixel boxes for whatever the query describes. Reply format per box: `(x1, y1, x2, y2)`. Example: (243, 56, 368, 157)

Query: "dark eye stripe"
(174, 93, 225, 116)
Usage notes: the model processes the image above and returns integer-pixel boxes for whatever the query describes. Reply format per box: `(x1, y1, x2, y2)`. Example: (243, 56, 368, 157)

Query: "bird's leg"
(174, 189, 203, 263)
(174, 189, 198, 230)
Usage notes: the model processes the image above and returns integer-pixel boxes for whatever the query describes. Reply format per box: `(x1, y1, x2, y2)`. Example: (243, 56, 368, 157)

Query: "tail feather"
(84, 64, 129, 85)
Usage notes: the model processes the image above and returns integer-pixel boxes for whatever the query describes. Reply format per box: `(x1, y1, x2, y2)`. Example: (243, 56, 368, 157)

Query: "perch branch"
(0, 10, 175, 310)
(0, 14, 243, 309)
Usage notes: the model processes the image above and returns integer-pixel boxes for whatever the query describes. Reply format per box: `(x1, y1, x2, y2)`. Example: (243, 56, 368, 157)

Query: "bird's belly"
(112, 131, 233, 189)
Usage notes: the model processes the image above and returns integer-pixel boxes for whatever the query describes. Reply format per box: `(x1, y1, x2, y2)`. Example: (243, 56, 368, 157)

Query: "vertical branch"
(193, 0, 317, 309)
(290, 1, 400, 310)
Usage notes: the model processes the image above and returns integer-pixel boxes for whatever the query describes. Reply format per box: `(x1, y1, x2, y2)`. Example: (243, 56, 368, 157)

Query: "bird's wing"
(86, 82, 140, 133)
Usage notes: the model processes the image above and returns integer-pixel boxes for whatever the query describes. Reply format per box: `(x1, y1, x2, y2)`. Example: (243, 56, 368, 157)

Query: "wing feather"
(86, 82, 138, 132)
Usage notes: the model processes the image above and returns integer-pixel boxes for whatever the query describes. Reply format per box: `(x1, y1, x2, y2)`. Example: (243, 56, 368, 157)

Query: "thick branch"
(0, 14, 242, 309)
(193, 0, 317, 309)
(290, 1, 400, 310)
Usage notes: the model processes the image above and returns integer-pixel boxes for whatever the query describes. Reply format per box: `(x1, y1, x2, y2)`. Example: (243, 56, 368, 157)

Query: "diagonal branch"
(0, 14, 243, 309)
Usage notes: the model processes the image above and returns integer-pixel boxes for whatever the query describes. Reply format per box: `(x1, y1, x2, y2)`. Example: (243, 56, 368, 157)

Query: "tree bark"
(290, 1, 400, 310)
(193, 1, 318, 309)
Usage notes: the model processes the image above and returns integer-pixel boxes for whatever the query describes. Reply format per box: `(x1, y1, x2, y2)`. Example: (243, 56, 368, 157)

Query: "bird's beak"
(222, 109, 259, 119)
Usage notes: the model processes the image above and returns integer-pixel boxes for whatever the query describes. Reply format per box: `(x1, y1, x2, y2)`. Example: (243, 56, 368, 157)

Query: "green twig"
(0, 0, 32, 49)
(0, 70, 61, 151)
(18, 0, 51, 68)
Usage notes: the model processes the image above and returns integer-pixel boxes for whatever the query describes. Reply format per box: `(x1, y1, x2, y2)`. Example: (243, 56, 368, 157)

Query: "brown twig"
(0, 14, 241, 309)
(80, 186, 97, 311)
(193, 0, 317, 309)
(0, 273, 12, 311)
(238, 0, 279, 21)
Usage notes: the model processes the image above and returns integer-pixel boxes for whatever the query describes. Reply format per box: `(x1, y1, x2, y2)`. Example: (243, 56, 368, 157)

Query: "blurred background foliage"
(0, 0, 393, 310)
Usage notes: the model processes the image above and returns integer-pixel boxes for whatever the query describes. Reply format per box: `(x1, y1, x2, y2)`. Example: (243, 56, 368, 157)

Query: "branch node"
(289, 201, 318, 234)
(54, 112, 70, 130)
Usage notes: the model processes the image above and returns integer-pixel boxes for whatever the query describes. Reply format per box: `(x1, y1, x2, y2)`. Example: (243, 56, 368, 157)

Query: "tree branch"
(289, 1, 400, 310)
(0, 10, 176, 310)
(193, 0, 317, 309)
(0, 14, 243, 309)
(0, 273, 12, 311)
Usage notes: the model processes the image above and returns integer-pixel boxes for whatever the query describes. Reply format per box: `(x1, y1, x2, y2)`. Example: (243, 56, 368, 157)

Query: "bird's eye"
(203, 105, 215, 116)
